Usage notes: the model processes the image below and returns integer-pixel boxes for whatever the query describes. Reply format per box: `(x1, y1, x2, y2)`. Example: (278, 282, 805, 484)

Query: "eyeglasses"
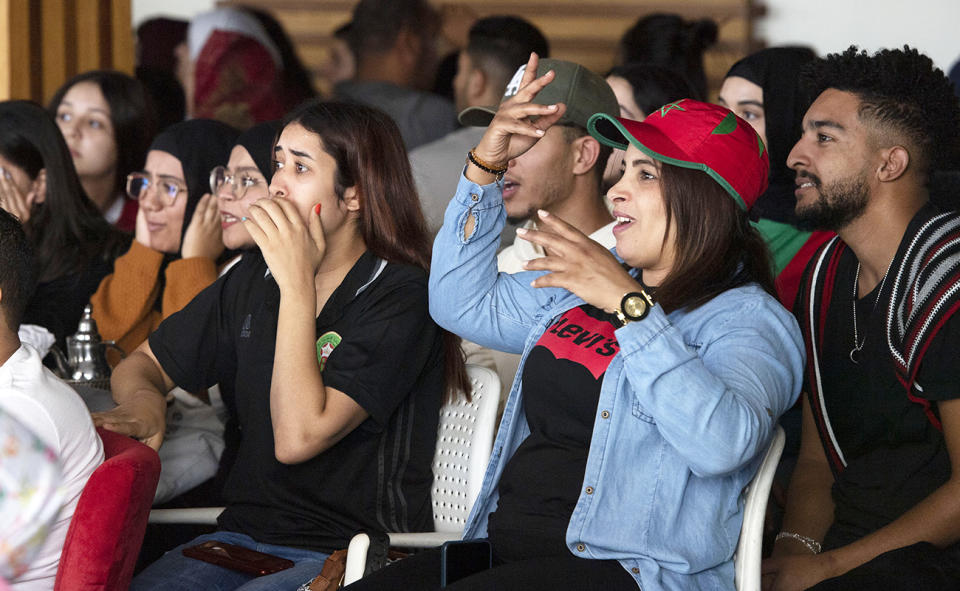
(210, 166, 265, 200)
(126, 172, 186, 205)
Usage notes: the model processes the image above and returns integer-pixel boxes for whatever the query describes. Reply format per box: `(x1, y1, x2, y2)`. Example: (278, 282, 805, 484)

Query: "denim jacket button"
(576, 543, 585, 552)
(585, 486, 594, 494)
(631, 567, 640, 574)
(600, 410, 610, 419)
(470, 193, 479, 202)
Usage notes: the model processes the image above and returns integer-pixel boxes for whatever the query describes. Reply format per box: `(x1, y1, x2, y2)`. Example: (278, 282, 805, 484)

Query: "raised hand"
(134, 205, 151, 248)
(521, 209, 640, 313)
(469, 53, 568, 181)
(243, 199, 325, 294)
(0, 166, 37, 224)
(181, 193, 225, 260)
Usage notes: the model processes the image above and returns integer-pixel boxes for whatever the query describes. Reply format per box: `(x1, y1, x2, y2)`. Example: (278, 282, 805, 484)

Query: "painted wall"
(132, 0, 960, 72)
(757, 0, 960, 72)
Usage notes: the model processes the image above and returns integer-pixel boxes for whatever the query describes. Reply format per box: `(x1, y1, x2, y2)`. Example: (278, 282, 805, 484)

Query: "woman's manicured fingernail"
(538, 209, 549, 218)
(516, 227, 527, 235)
(241, 217, 248, 222)
(314, 203, 321, 216)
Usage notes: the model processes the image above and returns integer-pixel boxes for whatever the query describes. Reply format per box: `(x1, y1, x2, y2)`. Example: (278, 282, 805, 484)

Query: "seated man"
(0, 208, 104, 590)
(458, 57, 619, 398)
(335, 0, 457, 150)
(763, 46, 960, 590)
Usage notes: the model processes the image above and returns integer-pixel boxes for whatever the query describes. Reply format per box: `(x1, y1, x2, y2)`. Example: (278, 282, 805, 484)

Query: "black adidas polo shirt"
(150, 250, 443, 552)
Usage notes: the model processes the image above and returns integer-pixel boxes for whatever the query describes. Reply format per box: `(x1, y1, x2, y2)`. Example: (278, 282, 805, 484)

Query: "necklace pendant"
(850, 345, 861, 364)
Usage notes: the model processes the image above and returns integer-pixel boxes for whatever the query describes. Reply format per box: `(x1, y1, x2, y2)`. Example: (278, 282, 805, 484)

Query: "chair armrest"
(343, 531, 463, 586)
(147, 506, 225, 524)
(343, 533, 373, 586)
(387, 531, 461, 547)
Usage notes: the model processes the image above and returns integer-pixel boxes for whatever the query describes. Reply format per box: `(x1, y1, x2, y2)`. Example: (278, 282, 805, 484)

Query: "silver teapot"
(50, 304, 125, 385)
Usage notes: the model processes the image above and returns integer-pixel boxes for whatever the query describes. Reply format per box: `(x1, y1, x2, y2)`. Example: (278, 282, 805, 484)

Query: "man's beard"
(505, 182, 567, 226)
(795, 171, 870, 232)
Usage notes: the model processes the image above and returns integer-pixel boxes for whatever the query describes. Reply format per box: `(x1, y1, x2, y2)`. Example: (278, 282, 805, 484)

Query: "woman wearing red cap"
(346, 54, 805, 590)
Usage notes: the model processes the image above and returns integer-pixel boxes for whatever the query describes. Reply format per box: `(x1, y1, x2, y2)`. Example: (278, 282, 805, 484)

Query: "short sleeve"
(321, 269, 440, 427)
(913, 312, 960, 401)
(149, 262, 243, 394)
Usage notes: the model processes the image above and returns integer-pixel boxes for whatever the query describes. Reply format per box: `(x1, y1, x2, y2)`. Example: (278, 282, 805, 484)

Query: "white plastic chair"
(734, 424, 786, 591)
(342, 364, 500, 585)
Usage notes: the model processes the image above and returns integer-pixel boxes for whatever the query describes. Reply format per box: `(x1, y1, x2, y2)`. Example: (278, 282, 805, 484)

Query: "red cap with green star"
(587, 99, 769, 210)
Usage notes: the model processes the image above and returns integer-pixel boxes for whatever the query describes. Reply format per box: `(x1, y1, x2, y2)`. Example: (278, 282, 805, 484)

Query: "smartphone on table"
(440, 538, 492, 587)
(182, 540, 295, 576)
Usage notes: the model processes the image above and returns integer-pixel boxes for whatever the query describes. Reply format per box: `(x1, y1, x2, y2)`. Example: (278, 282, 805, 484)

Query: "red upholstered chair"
(54, 428, 161, 591)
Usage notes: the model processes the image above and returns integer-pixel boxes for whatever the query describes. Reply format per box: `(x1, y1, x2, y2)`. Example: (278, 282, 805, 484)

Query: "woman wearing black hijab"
(719, 47, 835, 309)
(90, 119, 237, 364)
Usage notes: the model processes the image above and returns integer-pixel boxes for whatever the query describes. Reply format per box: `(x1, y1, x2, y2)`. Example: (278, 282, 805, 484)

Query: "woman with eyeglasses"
(0, 100, 129, 354)
(214, 120, 281, 256)
(141, 121, 283, 511)
(90, 119, 237, 366)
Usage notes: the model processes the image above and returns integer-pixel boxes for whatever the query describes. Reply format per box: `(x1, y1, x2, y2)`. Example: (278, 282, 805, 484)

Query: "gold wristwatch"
(614, 289, 655, 325)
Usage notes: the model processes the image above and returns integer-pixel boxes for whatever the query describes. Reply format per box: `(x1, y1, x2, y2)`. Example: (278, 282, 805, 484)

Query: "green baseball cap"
(459, 58, 619, 128)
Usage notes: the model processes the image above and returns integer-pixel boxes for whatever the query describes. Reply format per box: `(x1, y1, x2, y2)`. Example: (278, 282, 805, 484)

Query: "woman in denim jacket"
(349, 54, 805, 591)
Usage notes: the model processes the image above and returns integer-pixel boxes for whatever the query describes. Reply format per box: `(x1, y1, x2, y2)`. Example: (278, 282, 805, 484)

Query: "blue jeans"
(132, 531, 329, 591)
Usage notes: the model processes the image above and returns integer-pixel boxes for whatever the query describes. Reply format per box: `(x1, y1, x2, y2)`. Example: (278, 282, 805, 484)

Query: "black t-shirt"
(487, 304, 619, 560)
(807, 219, 960, 548)
(149, 251, 444, 552)
(24, 257, 117, 355)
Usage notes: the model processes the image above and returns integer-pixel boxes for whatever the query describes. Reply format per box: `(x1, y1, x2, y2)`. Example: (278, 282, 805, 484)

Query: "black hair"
(135, 66, 187, 133)
(47, 70, 157, 202)
(465, 16, 550, 93)
(0, 100, 127, 284)
(802, 45, 960, 175)
(607, 64, 697, 117)
(618, 13, 717, 100)
(348, 0, 439, 59)
(0, 208, 35, 329)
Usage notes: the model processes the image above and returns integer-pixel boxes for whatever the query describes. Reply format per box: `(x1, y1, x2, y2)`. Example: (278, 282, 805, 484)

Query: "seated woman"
(48, 70, 156, 232)
(94, 99, 468, 590)
(0, 100, 129, 354)
(90, 118, 237, 365)
(347, 54, 805, 590)
(150, 120, 281, 507)
(717, 46, 832, 310)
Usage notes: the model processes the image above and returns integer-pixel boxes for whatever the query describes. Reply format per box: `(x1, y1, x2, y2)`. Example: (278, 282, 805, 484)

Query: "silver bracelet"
(775, 531, 822, 554)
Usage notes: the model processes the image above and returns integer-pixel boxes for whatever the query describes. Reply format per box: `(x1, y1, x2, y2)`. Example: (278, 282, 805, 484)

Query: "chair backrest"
(54, 428, 161, 591)
(430, 364, 500, 533)
(734, 424, 786, 591)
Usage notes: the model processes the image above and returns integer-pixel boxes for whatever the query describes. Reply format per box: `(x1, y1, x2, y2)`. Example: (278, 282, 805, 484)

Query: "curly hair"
(802, 45, 960, 174)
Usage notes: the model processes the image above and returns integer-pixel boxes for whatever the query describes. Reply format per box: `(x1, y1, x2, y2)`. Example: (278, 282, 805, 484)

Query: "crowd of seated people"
(2, 1, 960, 590)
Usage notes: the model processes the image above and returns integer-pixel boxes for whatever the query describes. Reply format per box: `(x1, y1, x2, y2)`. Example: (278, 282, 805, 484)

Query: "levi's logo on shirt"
(535, 306, 619, 380)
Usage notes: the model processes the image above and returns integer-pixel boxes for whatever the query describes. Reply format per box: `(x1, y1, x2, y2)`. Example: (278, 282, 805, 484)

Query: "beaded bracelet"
(774, 531, 822, 554)
(467, 148, 508, 181)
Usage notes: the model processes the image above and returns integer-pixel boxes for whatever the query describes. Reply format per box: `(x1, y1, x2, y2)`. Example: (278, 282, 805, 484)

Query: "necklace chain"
(850, 260, 893, 364)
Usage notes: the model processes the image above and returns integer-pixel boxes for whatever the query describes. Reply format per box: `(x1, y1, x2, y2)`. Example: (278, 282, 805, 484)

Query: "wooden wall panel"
(0, 0, 133, 102)
(222, 0, 762, 99)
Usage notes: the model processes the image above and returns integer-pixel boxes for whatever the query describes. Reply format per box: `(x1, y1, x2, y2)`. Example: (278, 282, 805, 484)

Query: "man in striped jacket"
(761, 45, 960, 591)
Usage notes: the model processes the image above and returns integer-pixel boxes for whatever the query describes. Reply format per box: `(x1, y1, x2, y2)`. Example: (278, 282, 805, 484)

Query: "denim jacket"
(429, 174, 805, 590)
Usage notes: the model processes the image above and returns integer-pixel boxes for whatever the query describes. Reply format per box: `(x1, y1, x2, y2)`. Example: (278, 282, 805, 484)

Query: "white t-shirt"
(0, 344, 103, 591)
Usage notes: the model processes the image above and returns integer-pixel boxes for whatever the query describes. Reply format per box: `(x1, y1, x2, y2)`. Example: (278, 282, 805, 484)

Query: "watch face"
(623, 295, 649, 320)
